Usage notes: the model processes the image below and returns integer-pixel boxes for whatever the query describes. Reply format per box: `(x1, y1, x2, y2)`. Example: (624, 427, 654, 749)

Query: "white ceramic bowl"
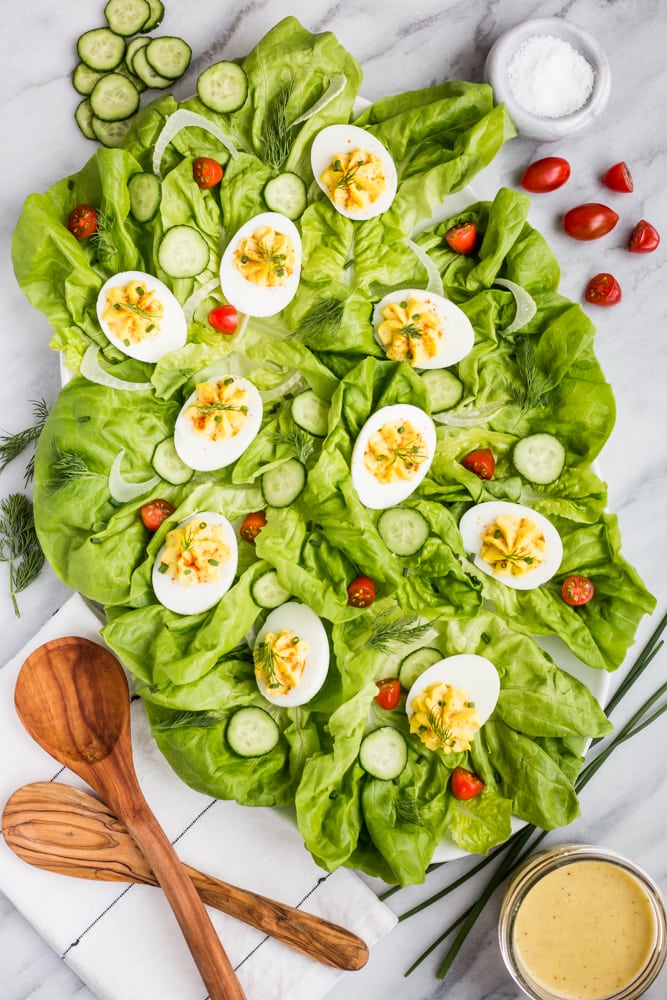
(484, 17, 611, 141)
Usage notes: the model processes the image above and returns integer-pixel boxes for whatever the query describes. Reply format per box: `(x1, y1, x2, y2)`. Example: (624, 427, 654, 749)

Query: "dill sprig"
(47, 443, 93, 493)
(334, 156, 366, 191)
(0, 493, 45, 617)
(504, 338, 553, 413)
(91, 210, 119, 267)
(274, 427, 314, 464)
(292, 297, 345, 345)
(0, 398, 49, 484)
(364, 608, 434, 653)
(261, 79, 295, 171)
(151, 710, 228, 732)
(254, 639, 291, 691)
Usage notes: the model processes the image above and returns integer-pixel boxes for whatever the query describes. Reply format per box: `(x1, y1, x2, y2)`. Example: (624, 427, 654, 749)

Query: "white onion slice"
(495, 277, 537, 335)
(80, 345, 152, 392)
(152, 109, 239, 177)
(405, 238, 444, 296)
(258, 369, 305, 403)
(433, 401, 503, 427)
(109, 448, 160, 502)
(182, 277, 221, 323)
(290, 74, 347, 128)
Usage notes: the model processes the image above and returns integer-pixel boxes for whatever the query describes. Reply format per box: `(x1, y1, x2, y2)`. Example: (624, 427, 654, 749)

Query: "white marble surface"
(1, 1, 666, 997)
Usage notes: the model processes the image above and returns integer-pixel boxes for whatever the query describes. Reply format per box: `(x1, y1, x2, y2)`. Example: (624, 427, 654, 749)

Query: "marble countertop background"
(2, 1, 666, 997)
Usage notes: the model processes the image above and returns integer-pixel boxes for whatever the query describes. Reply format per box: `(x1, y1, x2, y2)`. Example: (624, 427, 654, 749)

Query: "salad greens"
(16, 16, 655, 884)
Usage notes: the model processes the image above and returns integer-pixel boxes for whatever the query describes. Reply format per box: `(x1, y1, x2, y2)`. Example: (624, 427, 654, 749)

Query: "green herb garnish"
(0, 398, 48, 485)
(0, 492, 45, 617)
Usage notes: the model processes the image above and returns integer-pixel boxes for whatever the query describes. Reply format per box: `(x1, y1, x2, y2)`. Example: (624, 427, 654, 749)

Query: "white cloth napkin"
(0, 594, 396, 1000)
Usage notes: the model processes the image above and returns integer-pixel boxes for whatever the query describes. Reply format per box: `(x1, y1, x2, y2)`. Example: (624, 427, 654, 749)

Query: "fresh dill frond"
(364, 608, 434, 653)
(396, 796, 427, 826)
(91, 210, 119, 267)
(0, 398, 49, 484)
(151, 710, 228, 733)
(261, 78, 295, 171)
(274, 426, 315, 464)
(504, 339, 553, 413)
(0, 492, 45, 617)
(47, 443, 93, 493)
(293, 297, 345, 345)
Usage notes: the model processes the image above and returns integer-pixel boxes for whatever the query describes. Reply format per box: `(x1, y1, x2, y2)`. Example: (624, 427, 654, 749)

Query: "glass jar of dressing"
(498, 844, 666, 1000)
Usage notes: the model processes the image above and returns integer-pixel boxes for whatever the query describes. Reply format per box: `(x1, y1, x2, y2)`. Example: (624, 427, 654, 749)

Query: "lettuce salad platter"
(12, 16, 656, 886)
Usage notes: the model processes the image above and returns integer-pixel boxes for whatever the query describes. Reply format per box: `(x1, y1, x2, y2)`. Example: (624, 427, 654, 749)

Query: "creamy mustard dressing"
(513, 859, 656, 999)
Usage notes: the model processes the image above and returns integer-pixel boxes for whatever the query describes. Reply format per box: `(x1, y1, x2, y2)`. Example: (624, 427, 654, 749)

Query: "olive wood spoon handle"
(2, 781, 369, 971)
(14, 636, 246, 1000)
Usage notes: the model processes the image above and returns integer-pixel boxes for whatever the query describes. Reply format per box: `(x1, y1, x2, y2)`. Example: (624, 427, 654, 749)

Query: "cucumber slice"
(421, 368, 463, 413)
(291, 390, 330, 437)
(226, 707, 280, 758)
(128, 171, 161, 222)
(72, 62, 106, 96)
(197, 60, 248, 113)
(251, 569, 291, 609)
(125, 35, 151, 74)
(398, 646, 442, 691)
(75, 99, 96, 140)
(377, 507, 430, 556)
(77, 28, 126, 72)
(151, 437, 194, 485)
(104, 0, 151, 36)
(91, 114, 135, 147)
(145, 36, 192, 79)
(141, 0, 164, 30)
(263, 173, 307, 220)
(359, 727, 408, 780)
(261, 458, 306, 508)
(512, 432, 566, 485)
(157, 225, 210, 278)
(132, 44, 172, 89)
(89, 73, 140, 122)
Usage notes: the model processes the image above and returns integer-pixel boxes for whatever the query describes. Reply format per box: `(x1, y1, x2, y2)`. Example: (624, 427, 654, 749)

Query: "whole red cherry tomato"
(561, 575, 595, 606)
(520, 156, 571, 193)
(347, 575, 376, 608)
(193, 157, 224, 189)
(374, 678, 401, 710)
(444, 221, 477, 255)
(140, 498, 175, 532)
(240, 510, 267, 543)
(628, 219, 660, 253)
(584, 273, 622, 306)
(461, 448, 495, 480)
(67, 204, 99, 239)
(563, 203, 619, 241)
(601, 161, 634, 193)
(208, 305, 239, 333)
(451, 766, 485, 800)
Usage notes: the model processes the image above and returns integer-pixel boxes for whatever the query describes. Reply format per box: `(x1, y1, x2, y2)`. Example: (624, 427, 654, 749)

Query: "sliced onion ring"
(109, 448, 160, 503)
(494, 277, 537, 335)
(405, 238, 444, 296)
(152, 109, 239, 177)
(80, 345, 152, 392)
(432, 401, 503, 427)
(290, 74, 347, 128)
(182, 277, 222, 323)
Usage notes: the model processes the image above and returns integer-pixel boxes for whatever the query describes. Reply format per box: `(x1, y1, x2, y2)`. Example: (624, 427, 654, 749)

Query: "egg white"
(459, 500, 563, 590)
(350, 404, 436, 510)
(219, 211, 302, 317)
(254, 602, 330, 708)
(96, 270, 187, 363)
(173, 374, 263, 472)
(405, 653, 500, 726)
(310, 123, 398, 220)
(152, 511, 238, 615)
(372, 289, 475, 369)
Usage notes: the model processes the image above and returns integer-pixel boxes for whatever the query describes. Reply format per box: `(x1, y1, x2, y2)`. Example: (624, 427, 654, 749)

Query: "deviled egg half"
(351, 403, 436, 509)
(253, 602, 330, 707)
(152, 511, 238, 615)
(96, 270, 187, 362)
(372, 289, 475, 369)
(220, 211, 302, 317)
(459, 500, 563, 590)
(311, 123, 398, 220)
(173, 374, 263, 472)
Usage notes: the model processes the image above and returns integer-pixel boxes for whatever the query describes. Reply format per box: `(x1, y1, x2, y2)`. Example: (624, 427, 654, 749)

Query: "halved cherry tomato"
(584, 272, 622, 307)
(208, 304, 239, 333)
(451, 766, 485, 800)
(628, 219, 660, 253)
(444, 220, 477, 255)
(601, 161, 634, 193)
(461, 448, 495, 480)
(520, 156, 571, 193)
(347, 575, 376, 607)
(240, 510, 267, 543)
(563, 203, 619, 241)
(140, 498, 175, 532)
(193, 156, 224, 189)
(374, 678, 401, 710)
(561, 575, 595, 606)
(67, 204, 99, 239)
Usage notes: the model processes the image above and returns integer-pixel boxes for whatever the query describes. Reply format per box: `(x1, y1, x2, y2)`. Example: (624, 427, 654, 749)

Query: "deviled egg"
(459, 500, 563, 590)
(351, 404, 436, 509)
(311, 124, 397, 220)
(173, 374, 263, 472)
(372, 289, 475, 369)
(96, 270, 187, 363)
(220, 211, 301, 317)
(253, 601, 330, 707)
(152, 511, 238, 615)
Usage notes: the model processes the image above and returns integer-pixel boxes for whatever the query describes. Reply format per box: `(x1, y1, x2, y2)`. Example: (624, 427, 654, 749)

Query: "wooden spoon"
(2, 781, 369, 971)
(14, 635, 247, 1000)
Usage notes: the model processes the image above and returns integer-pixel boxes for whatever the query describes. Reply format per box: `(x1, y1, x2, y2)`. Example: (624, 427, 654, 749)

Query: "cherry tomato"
(461, 448, 495, 480)
(67, 204, 99, 239)
(140, 498, 175, 532)
(601, 161, 634, 193)
(561, 575, 595, 606)
(451, 766, 485, 800)
(628, 219, 660, 253)
(520, 156, 571, 193)
(240, 510, 267, 543)
(193, 156, 224, 189)
(444, 220, 477, 255)
(208, 304, 239, 333)
(563, 203, 619, 241)
(584, 272, 622, 306)
(374, 678, 401, 710)
(347, 575, 376, 607)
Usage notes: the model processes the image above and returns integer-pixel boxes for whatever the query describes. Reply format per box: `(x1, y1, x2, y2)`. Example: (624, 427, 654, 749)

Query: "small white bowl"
(484, 17, 611, 141)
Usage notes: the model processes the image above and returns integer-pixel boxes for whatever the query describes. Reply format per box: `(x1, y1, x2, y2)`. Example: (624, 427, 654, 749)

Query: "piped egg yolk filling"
(480, 514, 546, 577)
(185, 378, 249, 441)
(234, 226, 295, 287)
(378, 296, 443, 366)
(254, 629, 309, 697)
(103, 279, 163, 344)
(363, 419, 428, 483)
(320, 148, 386, 213)
(410, 681, 480, 754)
(157, 520, 230, 586)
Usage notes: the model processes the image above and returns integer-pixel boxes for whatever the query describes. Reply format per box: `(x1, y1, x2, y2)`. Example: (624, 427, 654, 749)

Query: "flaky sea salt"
(507, 34, 595, 118)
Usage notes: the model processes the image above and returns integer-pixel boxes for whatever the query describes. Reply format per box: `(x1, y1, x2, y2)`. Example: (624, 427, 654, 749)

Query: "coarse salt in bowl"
(483, 17, 611, 141)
